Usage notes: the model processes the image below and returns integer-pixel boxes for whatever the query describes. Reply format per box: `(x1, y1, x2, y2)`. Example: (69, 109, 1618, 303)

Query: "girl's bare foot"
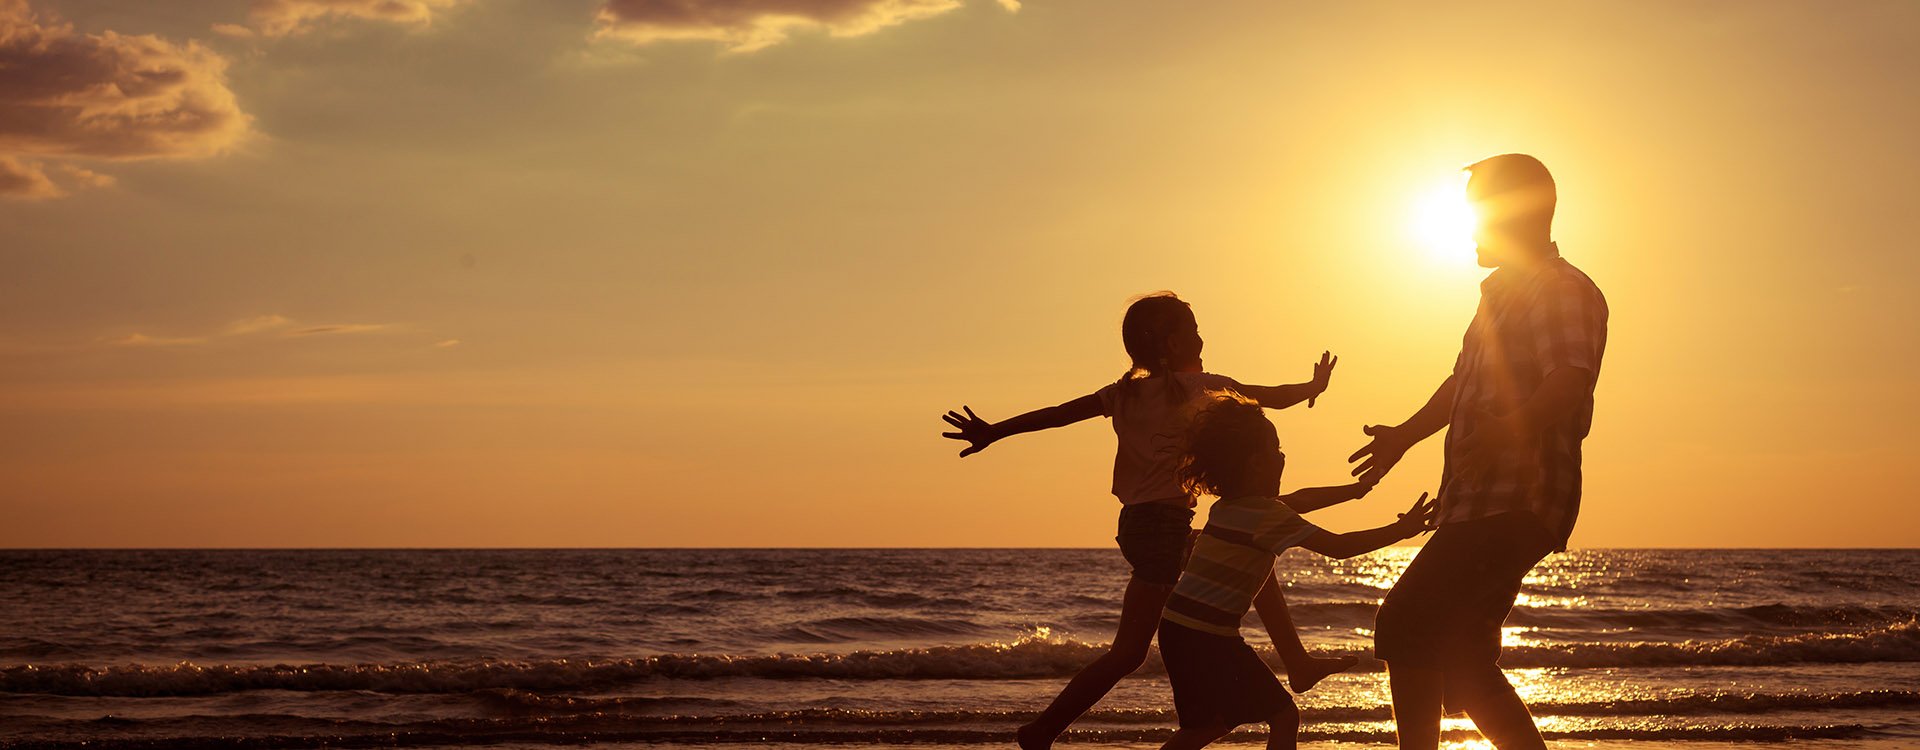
(1286, 654, 1356, 693)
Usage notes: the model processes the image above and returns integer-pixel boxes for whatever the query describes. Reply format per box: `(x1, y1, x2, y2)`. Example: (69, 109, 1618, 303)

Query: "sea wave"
(0, 720, 1874, 750)
(5, 619, 1913, 696)
(476, 689, 1920, 723)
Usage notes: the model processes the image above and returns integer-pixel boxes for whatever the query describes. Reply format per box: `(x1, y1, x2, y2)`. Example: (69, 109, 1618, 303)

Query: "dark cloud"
(595, 0, 999, 52)
(0, 0, 248, 197)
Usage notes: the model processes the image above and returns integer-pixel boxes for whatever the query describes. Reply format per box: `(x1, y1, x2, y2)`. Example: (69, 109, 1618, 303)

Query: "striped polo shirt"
(1162, 495, 1323, 637)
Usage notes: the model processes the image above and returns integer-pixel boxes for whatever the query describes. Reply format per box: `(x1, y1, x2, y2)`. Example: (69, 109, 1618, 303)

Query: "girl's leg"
(1250, 571, 1356, 692)
(1016, 576, 1174, 750)
(1160, 724, 1234, 750)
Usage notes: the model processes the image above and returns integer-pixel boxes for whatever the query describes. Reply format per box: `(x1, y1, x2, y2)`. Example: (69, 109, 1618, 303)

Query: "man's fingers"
(1348, 443, 1374, 463)
(959, 446, 980, 457)
(941, 431, 962, 439)
(963, 405, 979, 421)
(943, 414, 966, 429)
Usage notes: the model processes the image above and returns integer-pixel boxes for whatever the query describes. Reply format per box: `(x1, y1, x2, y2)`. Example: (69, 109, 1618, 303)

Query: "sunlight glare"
(1409, 173, 1477, 260)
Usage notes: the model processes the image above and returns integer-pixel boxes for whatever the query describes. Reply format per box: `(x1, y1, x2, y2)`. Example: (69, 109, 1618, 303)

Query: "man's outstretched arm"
(1347, 374, 1457, 484)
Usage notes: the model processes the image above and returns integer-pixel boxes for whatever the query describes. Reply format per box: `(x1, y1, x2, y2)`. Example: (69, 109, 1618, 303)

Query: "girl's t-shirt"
(1094, 371, 1243, 506)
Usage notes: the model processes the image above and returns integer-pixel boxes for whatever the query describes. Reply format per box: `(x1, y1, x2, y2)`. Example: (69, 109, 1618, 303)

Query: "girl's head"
(1115, 293, 1203, 402)
(1176, 390, 1287, 499)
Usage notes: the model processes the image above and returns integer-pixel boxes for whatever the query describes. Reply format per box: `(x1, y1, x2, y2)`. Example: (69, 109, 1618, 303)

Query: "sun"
(1408, 173, 1478, 260)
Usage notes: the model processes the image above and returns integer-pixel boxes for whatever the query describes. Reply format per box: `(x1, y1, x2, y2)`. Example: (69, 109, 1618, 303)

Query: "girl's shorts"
(1114, 502, 1194, 586)
(1159, 619, 1293, 728)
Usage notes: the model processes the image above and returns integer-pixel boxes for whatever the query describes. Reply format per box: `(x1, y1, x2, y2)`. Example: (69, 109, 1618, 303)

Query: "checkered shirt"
(1439, 247, 1608, 551)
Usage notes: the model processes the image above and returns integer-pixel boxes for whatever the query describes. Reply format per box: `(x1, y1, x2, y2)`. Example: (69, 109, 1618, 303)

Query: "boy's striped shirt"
(1162, 495, 1323, 637)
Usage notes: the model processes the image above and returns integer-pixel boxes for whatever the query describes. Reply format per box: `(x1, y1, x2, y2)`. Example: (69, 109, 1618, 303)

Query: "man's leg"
(1447, 664, 1545, 750)
(1385, 663, 1444, 750)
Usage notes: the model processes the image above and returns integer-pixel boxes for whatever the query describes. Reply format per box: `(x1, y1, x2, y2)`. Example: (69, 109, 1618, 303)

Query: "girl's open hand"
(940, 406, 997, 457)
(1308, 351, 1337, 407)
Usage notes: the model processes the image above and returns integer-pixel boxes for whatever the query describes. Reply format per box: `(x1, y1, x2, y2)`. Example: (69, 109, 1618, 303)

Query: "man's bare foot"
(1015, 722, 1055, 750)
(1286, 654, 1357, 693)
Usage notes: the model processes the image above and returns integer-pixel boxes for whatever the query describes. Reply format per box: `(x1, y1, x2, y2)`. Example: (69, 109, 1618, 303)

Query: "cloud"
(106, 315, 400, 348)
(0, 157, 116, 200)
(105, 333, 209, 347)
(288, 323, 392, 337)
(594, 0, 980, 52)
(225, 0, 469, 38)
(0, 0, 249, 197)
(0, 155, 60, 199)
(433, 338, 461, 348)
(222, 314, 294, 335)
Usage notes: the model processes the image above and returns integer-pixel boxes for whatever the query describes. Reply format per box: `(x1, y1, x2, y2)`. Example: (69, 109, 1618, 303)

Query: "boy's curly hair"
(1176, 390, 1284, 499)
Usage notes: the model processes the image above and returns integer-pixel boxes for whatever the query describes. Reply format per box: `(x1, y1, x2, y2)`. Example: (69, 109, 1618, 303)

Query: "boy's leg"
(1017, 576, 1173, 749)
(1264, 701, 1302, 750)
(1251, 571, 1355, 692)
(1160, 724, 1234, 750)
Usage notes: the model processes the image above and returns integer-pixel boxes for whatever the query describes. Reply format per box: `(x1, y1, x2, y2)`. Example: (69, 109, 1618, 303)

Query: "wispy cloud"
(0, 0, 249, 199)
(103, 333, 209, 347)
(594, 0, 1006, 53)
(288, 323, 392, 337)
(222, 314, 294, 335)
(108, 315, 405, 348)
(217, 0, 470, 38)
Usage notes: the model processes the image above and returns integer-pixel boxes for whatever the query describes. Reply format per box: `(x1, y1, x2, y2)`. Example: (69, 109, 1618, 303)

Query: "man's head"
(1465, 153, 1556, 268)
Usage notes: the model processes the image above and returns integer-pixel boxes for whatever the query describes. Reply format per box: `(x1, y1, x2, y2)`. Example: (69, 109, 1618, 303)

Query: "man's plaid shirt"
(1439, 246, 1608, 551)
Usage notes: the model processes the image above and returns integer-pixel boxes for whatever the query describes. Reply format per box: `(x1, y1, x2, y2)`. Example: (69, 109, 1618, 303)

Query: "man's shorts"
(1374, 512, 1554, 671)
(1115, 501, 1195, 586)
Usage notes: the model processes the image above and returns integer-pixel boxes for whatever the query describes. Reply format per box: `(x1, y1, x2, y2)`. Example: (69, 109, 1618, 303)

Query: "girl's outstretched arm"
(1232, 351, 1337, 410)
(1279, 477, 1377, 514)
(940, 394, 1102, 458)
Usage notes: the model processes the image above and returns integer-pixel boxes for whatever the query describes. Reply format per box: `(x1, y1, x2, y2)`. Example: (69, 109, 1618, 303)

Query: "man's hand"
(1307, 351, 1337, 408)
(940, 406, 998, 458)
(1348, 423, 1414, 485)
(1393, 492, 1438, 538)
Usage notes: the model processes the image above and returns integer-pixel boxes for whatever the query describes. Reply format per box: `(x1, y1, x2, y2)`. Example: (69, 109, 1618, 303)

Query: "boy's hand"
(1307, 351, 1337, 408)
(940, 406, 997, 457)
(1393, 492, 1438, 538)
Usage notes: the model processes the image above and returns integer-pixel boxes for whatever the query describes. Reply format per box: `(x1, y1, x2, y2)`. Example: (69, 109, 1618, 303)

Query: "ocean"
(1, 548, 1916, 749)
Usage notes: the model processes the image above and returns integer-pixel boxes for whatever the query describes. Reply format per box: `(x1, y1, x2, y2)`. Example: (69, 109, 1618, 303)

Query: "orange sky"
(2, 0, 1916, 547)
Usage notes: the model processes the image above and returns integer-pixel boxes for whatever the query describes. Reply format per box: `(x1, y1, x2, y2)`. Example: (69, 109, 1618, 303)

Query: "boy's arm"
(1297, 493, 1435, 559)
(1278, 479, 1377, 514)
(1233, 352, 1338, 410)
(940, 394, 1103, 458)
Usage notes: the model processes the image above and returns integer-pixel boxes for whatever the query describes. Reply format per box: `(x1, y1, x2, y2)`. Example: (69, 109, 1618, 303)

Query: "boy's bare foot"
(1286, 654, 1357, 693)
(1015, 722, 1054, 750)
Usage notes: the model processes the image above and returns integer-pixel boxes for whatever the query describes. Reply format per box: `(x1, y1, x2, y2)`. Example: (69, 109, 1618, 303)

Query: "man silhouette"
(1348, 154, 1608, 749)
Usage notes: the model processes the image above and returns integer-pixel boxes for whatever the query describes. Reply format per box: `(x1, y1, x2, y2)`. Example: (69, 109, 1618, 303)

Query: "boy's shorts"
(1159, 619, 1293, 728)
(1374, 512, 1554, 671)
(1115, 501, 1194, 586)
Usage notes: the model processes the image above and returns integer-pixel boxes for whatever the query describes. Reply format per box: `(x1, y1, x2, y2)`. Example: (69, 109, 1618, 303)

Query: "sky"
(2, 0, 1916, 548)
